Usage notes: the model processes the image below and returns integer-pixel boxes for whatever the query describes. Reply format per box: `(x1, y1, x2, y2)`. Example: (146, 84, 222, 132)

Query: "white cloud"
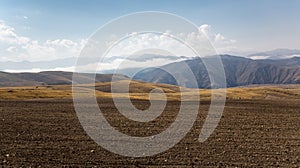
(15, 15, 29, 20)
(6, 46, 16, 52)
(0, 20, 86, 62)
(3, 66, 75, 73)
(103, 24, 237, 58)
(0, 20, 30, 45)
(0, 20, 237, 71)
(105, 33, 196, 57)
(248, 55, 270, 60)
(199, 24, 237, 54)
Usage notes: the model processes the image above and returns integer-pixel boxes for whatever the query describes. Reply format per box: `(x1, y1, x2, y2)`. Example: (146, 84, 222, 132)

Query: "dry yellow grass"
(0, 80, 299, 101)
(226, 85, 300, 100)
(0, 86, 73, 99)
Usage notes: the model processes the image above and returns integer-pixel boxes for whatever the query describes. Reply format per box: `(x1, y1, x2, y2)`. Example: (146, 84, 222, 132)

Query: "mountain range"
(0, 71, 128, 87)
(248, 49, 300, 59)
(2, 49, 300, 72)
(0, 54, 299, 88)
(133, 55, 300, 88)
(0, 54, 187, 72)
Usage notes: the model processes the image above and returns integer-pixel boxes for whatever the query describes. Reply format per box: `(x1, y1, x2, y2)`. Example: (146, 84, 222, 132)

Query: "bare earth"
(1, 98, 299, 167)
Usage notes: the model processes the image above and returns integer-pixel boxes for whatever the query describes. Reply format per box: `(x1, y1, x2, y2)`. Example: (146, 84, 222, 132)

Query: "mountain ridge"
(133, 55, 300, 88)
(1, 55, 299, 88)
(0, 71, 129, 87)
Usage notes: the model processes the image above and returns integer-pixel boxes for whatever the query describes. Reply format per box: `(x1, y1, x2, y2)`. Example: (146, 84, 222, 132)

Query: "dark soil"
(1, 99, 299, 167)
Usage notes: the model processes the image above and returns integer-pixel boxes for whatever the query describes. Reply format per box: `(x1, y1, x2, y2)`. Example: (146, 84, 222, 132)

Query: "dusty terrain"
(1, 97, 300, 167)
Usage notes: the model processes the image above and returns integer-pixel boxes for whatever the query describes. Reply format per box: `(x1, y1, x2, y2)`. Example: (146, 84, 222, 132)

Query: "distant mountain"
(257, 57, 300, 67)
(0, 71, 129, 87)
(100, 67, 145, 77)
(0, 54, 188, 72)
(103, 54, 188, 63)
(0, 57, 77, 71)
(133, 55, 300, 88)
(2, 55, 300, 88)
(248, 49, 300, 59)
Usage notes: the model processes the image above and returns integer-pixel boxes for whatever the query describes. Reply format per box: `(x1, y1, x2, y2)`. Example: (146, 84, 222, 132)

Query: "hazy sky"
(1, 0, 300, 62)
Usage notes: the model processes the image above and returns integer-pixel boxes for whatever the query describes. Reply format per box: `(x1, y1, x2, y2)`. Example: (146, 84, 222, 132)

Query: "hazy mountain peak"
(248, 48, 300, 60)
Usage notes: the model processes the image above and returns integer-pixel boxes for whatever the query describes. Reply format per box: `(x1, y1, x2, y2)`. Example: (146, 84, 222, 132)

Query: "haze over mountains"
(248, 49, 300, 60)
(2, 48, 300, 72)
(0, 55, 299, 88)
(0, 54, 187, 72)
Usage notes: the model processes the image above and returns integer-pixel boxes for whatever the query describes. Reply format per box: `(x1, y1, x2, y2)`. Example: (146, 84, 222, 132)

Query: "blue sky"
(0, 0, 300, 63)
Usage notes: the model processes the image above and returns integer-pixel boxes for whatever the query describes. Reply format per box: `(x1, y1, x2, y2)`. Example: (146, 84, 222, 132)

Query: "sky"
(1, 0, 300, 64)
